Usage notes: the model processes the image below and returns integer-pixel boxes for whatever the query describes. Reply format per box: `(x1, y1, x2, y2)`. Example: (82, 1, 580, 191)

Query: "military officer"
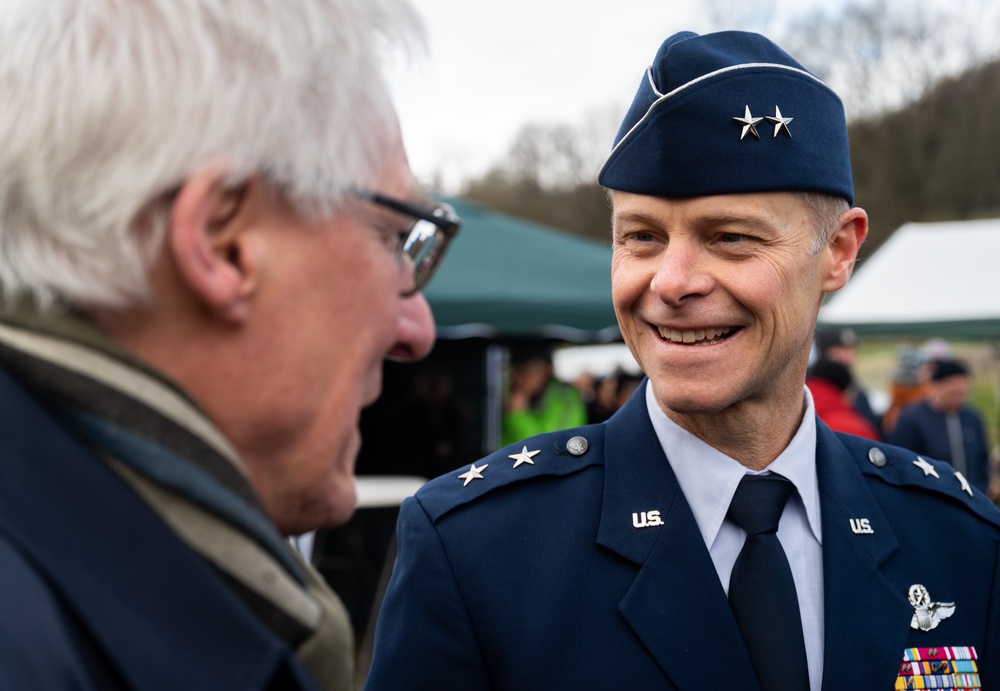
(365, 30, 1000, 690)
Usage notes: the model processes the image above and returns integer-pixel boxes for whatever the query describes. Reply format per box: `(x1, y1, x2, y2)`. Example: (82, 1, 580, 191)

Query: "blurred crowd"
(502, 344, 644, 447)
(504, 333, 999, 503)
(807, 328, 998, 499)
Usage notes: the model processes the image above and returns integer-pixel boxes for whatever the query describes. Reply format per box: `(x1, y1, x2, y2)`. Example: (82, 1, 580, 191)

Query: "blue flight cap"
(598, 31, 854, 205)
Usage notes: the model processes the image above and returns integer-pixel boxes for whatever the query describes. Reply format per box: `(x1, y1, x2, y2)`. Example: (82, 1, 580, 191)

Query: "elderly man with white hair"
(0, 1, 458, 689)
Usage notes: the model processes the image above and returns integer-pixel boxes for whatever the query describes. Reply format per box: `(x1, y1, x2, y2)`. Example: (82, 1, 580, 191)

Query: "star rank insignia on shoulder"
(909, 455, 977, 498)
(508, 446, 540, 468)
(458, 462, 488, 487)
(913, 457, 939, 478)
(416, 430, 601, 524)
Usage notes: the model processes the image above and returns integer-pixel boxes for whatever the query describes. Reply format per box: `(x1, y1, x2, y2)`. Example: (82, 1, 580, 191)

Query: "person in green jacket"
(502, 344, 588, 447)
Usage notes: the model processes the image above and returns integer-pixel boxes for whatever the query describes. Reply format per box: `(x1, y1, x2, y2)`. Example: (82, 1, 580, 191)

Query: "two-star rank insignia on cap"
(734, 104, 793, 140)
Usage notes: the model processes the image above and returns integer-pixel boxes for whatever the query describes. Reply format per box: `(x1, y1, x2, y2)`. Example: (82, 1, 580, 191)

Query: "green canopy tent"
(359, 194, 623, 471)
(322, 198, 623, 648)
(424, 197, 620, 341)
(411, 196, 620, 455)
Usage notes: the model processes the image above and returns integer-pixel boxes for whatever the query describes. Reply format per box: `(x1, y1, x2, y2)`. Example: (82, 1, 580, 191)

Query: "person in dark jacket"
(0, 1, 456, 689)
(813, 326, 881, 432)
(807, 359, 881, 440)
(366, 29, 1000, 691)
(889, 358, 992, 493)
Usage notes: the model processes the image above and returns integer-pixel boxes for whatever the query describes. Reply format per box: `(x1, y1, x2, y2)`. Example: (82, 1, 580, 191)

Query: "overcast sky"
(389, 0, 709, 190)
(387, 0, 996, 192)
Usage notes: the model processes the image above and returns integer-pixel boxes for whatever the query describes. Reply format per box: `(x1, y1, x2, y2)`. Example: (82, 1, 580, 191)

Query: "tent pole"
(483, 344, 506, 454)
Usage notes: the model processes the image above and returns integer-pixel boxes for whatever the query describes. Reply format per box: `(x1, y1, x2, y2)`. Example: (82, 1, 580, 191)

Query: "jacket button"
(868, 447, 887, 468)
(566, 436, 589, 456)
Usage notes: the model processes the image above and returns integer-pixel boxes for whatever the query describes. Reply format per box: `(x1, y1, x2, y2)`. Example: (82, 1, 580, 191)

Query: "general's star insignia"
(458, 462, 488, 486)
(907, 584, 956, 631)
(913, 457, 940, 478)
(765, 105, 793, 137)
(955, 471, 973, 497)
(508, 446, 540, 468)
(733, 105, 763, 140)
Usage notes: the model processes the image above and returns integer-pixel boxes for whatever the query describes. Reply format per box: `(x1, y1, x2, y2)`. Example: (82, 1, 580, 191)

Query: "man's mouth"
(656, 326, 736, 345)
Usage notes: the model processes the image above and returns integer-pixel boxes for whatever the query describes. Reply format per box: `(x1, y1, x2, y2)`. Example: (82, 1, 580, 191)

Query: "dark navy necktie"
(727, 474, 810, 691)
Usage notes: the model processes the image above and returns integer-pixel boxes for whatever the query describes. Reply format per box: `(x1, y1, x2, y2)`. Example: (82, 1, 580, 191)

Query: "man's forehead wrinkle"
(613, 205, 778, 233)
(613, 209, 662, 227)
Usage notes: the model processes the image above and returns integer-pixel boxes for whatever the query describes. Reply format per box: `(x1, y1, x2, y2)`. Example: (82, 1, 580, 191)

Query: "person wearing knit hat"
(367, 30, 1000, 691)
(889, 358, 992, 496)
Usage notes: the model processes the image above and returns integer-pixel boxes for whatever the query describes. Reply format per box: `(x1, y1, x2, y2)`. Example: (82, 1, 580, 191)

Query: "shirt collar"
(645, 384, 822, 549)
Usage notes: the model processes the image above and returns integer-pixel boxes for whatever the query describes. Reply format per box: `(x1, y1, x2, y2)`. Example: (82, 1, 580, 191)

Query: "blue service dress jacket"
(365, 380, 1000, 690)
(889, 400, 991, 492)
(0, 367, 320, 691)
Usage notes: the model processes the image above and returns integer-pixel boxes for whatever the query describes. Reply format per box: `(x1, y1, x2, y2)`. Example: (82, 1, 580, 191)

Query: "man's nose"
(649, 241, 714, 305)
(388, 292, 436, 362)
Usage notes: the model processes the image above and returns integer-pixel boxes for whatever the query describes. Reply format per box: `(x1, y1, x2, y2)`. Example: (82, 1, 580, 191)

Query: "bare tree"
(456, 0, 1000, 252)
(779, 0, 999, 119)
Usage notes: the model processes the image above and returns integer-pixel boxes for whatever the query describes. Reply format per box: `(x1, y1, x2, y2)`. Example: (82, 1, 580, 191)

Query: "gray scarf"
(0, 298, 355, 689)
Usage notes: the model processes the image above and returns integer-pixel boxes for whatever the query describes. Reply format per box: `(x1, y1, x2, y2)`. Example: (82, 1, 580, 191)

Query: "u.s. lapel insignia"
(458, 462, 488, 487)
(632, 510, 663, 528)
(908, 584, 956, 631)
(913, 457, 940, 478)
(849, 517, 874, 534)
(954, 470, 974, 497)
(508, 446, 540, 468)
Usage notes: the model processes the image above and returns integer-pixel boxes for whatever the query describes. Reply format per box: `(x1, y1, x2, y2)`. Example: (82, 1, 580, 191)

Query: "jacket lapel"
(598, 382, 759, 690)
(815, 423, 912, 688)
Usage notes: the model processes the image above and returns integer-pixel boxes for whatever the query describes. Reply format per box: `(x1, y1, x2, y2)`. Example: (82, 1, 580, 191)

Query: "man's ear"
(168, 166, 257, 324)
(821, 207, 868, 293)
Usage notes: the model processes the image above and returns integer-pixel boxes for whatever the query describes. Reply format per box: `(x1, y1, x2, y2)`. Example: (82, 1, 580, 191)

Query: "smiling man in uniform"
(366, 30, 1000, 690)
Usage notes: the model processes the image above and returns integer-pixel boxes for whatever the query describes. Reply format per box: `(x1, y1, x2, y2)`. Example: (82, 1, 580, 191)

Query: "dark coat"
(889, 400, 991, 492)
(366, 380, 1000, 690)
(0, 367, 319, 691)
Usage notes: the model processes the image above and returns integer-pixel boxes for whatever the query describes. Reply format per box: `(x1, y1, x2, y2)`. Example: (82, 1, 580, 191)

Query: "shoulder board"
(839, 433, 1000, 529)
(415, 425, 604, 523)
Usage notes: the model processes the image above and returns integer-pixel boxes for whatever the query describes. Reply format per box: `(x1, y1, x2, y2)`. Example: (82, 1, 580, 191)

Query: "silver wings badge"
(908, 584, 956, 631)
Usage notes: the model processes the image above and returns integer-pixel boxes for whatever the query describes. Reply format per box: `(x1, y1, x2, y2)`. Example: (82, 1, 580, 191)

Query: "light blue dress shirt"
(645, 384, 825, 690)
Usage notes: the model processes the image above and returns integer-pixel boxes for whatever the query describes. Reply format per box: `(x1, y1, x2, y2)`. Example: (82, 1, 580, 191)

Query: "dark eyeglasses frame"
(350, 188, 460, 296)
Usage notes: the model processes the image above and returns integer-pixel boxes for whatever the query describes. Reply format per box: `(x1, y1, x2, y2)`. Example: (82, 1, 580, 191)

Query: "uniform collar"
(645, 384, 823, 551)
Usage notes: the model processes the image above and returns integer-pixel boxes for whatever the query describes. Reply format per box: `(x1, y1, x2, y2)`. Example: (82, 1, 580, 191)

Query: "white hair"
(0, 0, 424, 310)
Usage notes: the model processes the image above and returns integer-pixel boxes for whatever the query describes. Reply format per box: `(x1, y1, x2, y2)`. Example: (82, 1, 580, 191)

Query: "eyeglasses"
(351, 189, 460, 296)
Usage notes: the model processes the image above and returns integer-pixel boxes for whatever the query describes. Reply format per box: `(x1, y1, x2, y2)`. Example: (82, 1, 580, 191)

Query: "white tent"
(818, 218, 1000, 339)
